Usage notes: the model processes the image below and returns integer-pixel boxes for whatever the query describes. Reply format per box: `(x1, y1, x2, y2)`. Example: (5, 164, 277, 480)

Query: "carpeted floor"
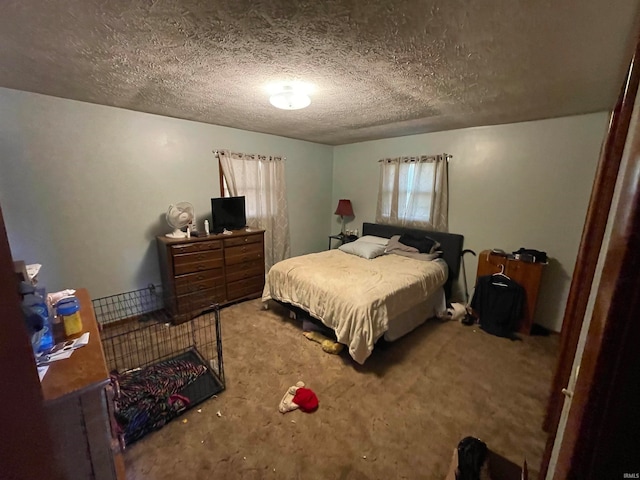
(122, 298, 558, 480)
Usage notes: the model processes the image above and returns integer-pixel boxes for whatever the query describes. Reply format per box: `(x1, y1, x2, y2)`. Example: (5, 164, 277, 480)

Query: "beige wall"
(0, 87, 333, 298)
(332, 113, 609, 332)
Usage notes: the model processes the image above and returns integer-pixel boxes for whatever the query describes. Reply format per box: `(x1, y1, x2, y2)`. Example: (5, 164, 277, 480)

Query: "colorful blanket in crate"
(112, 358, 207, 445)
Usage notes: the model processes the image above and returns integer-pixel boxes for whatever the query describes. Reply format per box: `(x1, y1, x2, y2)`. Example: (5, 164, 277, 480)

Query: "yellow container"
(57, 298, 83, 337)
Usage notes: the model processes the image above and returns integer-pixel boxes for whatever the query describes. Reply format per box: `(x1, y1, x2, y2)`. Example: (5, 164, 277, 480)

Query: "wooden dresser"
(42, 288, 124, 480)
(476, 250, 546, 334)
(157, 229, 265, 323)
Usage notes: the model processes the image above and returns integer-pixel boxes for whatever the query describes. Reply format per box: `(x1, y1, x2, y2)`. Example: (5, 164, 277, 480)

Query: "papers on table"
(73, 331, 90, 348)
(37, 365, 49, 381)
(36, 332, 91, 370)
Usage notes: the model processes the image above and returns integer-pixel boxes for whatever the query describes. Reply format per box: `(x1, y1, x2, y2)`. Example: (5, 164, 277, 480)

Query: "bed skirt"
(383, 287, 446, 341)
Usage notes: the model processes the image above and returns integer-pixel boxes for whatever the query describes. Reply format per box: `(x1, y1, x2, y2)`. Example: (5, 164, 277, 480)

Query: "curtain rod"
(378, 153, 453, 162)
(212, 149, 286, 161)
(216, 149, 449, 161)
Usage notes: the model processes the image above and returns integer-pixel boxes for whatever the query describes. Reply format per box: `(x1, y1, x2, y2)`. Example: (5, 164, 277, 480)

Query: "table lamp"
(334, 199, 354, 235)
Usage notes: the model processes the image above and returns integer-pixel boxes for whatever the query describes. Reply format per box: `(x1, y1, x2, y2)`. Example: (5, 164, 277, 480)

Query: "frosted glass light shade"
(269, 86, 311, 110)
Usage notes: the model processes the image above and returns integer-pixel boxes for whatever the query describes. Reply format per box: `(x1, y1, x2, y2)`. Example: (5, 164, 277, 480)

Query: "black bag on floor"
(513, 247, 547, 263)
(456, 436, 488, 480)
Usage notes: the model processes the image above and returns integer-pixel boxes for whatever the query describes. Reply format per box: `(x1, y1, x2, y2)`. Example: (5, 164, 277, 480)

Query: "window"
(376, 155, 449, 231)
(219, 160, 259, 218)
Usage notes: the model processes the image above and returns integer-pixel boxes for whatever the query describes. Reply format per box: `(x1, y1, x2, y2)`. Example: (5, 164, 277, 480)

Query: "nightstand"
(328, 233, 358, 250)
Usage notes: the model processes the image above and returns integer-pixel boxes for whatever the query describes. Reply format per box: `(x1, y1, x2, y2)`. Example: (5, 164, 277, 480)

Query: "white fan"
(165, 202, 195, 238)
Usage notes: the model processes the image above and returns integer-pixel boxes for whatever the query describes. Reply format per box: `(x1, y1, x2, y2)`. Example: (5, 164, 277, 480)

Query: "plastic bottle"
(204, 219, 210, 236)
(57, 297, 83, 337)
(23, 291, 54, 353)
(36, 304, 54, 352)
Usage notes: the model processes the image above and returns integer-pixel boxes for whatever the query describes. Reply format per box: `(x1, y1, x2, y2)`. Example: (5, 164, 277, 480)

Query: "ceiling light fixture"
(269, 85, 311, 110)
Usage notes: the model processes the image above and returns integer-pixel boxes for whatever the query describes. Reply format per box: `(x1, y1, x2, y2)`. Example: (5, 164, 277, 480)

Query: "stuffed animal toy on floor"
(302, 330, 344, 354)
(278, 381, 319, 413)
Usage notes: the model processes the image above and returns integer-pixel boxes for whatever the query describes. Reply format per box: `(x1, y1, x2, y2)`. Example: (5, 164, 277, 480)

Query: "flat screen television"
(211, 196, 247, 233)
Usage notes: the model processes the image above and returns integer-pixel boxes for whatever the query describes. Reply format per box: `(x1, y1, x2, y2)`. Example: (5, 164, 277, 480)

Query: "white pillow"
(356, 235, 389, 246)
(339, 241, 386, 259)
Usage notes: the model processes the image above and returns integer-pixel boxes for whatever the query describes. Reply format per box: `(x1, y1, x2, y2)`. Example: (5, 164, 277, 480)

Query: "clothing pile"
(111, 358, 207, 445)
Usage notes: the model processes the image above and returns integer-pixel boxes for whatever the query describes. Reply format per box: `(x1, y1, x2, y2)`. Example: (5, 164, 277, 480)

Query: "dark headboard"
(362, 222, 464, 299)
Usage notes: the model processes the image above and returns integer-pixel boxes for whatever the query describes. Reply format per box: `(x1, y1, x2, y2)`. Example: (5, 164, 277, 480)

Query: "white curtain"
(375, 154, 449, 231)
(218, 150, 291, 271)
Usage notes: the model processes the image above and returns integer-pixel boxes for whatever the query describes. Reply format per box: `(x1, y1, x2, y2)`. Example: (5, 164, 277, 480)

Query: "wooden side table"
(328, 233, 358, 250)
(42, 288, 125, 479)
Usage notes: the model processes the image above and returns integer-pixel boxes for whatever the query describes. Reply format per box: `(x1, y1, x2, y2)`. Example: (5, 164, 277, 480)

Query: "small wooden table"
(42, 288, 125, 480)
(328, 233, 358, 250)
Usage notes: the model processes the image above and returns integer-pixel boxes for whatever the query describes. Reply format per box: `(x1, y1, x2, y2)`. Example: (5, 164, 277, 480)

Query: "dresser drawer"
(227, 276, 265, 301)
(174, 249, 223, 266)
(224, 234, 262, 248)
(176, 287, 225, 314)
(174, 257, 224, 276)
(225, 244, 263, 265)
(225, 241, 263, 256)
(175, 269, 224, 296)
(225, 263, 264, 284)
(171, 240, 222, 254)
(173, 248, 223, 274)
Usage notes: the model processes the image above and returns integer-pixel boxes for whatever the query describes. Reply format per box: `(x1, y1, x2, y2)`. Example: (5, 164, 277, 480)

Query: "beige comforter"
(262, 250, 448, 364)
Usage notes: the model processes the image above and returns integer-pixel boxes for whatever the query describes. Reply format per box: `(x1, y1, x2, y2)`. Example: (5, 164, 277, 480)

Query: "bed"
(262, 222, 464, 364)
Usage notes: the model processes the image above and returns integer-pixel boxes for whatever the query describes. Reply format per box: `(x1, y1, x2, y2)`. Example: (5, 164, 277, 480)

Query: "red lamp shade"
(334, 199, 354, 217)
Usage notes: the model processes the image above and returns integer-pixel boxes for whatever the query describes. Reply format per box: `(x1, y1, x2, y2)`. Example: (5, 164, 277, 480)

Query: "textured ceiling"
(0, 1, 638, 145)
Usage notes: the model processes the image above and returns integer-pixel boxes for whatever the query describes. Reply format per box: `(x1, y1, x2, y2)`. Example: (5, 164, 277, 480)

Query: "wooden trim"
(552, 78, 640, 479)
(539, 37, 640, 478)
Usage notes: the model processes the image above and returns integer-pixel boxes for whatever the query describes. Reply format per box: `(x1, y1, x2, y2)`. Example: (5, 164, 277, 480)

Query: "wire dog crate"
(93, 285, 224, 446)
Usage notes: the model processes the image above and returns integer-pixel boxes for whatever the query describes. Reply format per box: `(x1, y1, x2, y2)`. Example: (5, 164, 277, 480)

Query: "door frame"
(539, 35, 640, 478)
(552, 76, 640, 478)
(541, 33, 640, 478)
